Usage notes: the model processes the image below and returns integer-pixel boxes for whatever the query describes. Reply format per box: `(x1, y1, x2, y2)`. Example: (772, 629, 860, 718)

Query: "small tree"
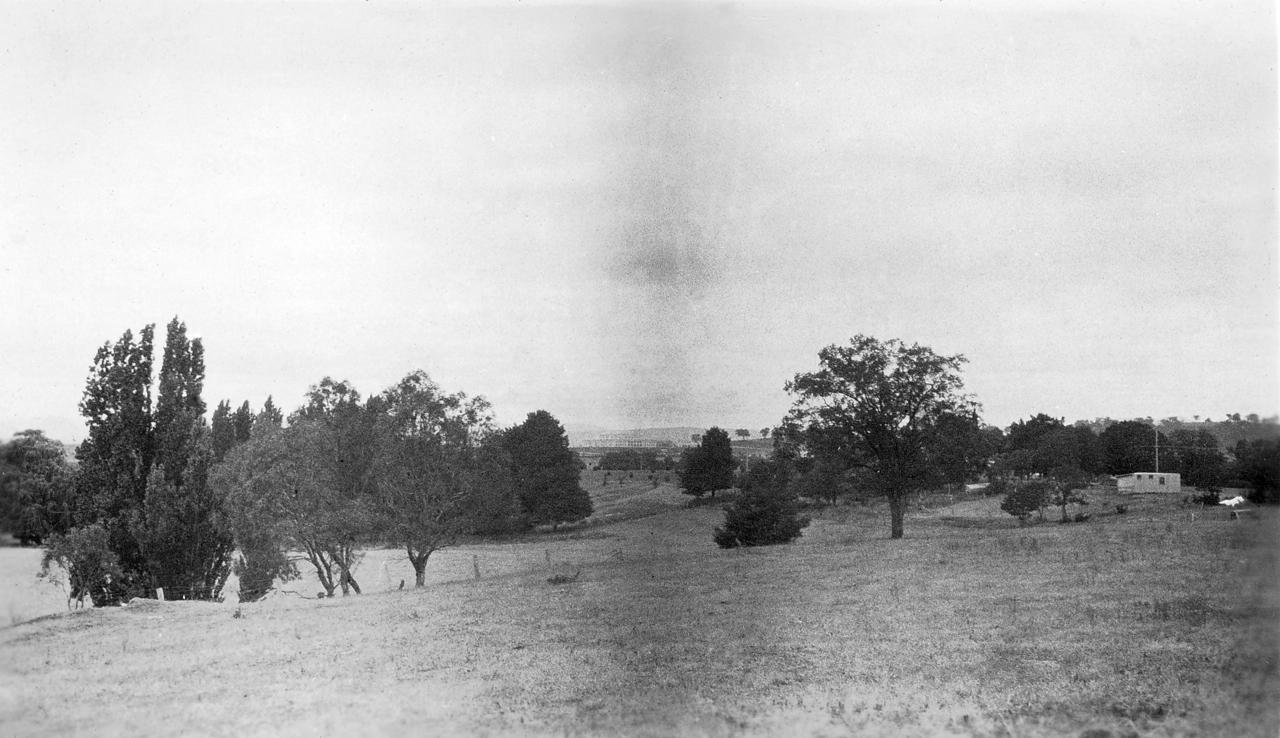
(373, 371, 511, 586)
(734, 429, 751, 441)
(715, 457, 809, 547)
(1000, 481, 1050, 525)
(40, 524, 123, 608)
(1048, 466, 1089, 522)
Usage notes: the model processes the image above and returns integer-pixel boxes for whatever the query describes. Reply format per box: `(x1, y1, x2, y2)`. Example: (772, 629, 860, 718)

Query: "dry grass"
(0, 491, 1276, 737)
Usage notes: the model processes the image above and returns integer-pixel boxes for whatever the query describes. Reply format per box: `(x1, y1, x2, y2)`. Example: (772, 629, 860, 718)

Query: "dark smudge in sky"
(591, 8, 737, 426)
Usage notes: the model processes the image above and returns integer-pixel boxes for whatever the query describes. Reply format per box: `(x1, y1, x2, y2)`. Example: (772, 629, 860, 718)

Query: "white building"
(1116, 472, 1181, 494)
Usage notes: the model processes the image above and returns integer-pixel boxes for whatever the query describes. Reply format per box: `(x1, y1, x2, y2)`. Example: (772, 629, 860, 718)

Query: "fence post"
(473, 555, 481, 581)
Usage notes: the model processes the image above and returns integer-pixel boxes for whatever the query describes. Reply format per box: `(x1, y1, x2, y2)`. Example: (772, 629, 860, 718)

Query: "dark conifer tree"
(232, 401, 254, 445)
(211, 400, 236, 463)
(72, 324, 156, 604)
(503, 410, 591, 529)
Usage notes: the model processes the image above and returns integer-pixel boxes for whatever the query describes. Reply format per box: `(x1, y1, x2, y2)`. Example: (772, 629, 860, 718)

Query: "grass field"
(0, 484, 1276, 737)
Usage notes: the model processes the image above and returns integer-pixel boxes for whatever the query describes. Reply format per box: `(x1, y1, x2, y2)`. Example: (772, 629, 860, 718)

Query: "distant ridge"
(568, 427, 707, 447)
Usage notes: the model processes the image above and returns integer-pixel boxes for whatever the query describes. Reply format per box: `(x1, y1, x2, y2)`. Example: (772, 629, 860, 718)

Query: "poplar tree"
(138, 318, 233, 600)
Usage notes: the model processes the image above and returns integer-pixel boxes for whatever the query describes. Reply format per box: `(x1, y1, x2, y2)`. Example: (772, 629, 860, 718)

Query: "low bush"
(715, 458, 809, 548)
(1000, 481, 1050, 525)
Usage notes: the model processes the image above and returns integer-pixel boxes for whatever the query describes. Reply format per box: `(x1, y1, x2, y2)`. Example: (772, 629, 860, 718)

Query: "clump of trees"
(33, 319, 597, 607)
(52, 319, 234, 605)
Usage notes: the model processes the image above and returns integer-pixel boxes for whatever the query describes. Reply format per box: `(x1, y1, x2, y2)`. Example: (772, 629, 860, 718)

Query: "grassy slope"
(0, 491, 1277, 737)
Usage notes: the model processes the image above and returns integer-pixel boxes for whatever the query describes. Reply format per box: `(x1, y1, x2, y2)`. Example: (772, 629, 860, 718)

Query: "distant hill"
(569, 427, 708, 447)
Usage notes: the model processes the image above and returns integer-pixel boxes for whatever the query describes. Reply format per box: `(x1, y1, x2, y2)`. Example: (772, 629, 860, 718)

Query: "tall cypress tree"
(211, 400, 236, 463)
(73, 324, 156, 604)
(232, 401, 254, 444)
(140, 319, 233, 600)
(153, 317, 206, 486)
(257, 395, 283, 430)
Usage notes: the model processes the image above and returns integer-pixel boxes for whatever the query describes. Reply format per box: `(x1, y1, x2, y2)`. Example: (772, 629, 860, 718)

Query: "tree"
(1047, 466, 1090, 522)
(789, 455, 857, 506)
(714, 457, 809, 547)
(1100, 420, 1164, 475)
(760, 427, 771, 439)
(1234, 438, 1280, 503)
(599, 449, 659, 471)
(213, 418, 367, 598)
(373, 371, 514, 586)
(1000, 415, 1102, 477)
(211, 401, 236, 463)
(210, 396, 282, 601)
(153, 317, 206, 487)
(734, 428, 751, 441)
(678, 427, 735, 498)
(1165, 429, 1227, 491)
(232, 401, 254, 445)
(137, 420, 233, 600)
(257, 396, 283, 430)
(1000, 480, 1050, 525)
(288, 378, 379, 595)
(0, 430, 74, 545)
(132, 318, 233, 602)
(1005, 414, 1066, 457)
(785, 335, 977, 539)
(924, 411, 992, 488)
(503, 410, 591, 529)
(40, 524, 123, 608)
(70, 323, 156, 605)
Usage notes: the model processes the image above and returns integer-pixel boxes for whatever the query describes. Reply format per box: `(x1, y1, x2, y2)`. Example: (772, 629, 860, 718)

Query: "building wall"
(1117, 472, 1182, 494)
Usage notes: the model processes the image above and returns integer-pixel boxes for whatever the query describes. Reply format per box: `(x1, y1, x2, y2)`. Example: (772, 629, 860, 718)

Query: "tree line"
(677, 335, 1280, 547)
(4, 327, 1278, 581)
(9, 318, 590, 606)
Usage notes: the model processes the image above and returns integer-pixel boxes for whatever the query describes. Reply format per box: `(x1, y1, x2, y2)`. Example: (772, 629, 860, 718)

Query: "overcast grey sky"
(1, 0, 1276, 443)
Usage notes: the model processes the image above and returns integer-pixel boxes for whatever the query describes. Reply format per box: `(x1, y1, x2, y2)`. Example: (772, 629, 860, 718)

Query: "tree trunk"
(889, 494, 905, 539)
(410, 549, 431, 588)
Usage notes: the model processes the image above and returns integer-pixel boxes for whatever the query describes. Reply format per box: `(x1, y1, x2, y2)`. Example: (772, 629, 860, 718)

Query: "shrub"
(1000, 481, 1050, 525)
(233, 535, 298, 603)
(1193, 490, 1220, 506)
(714, 458, 809, 548)
(40, 524, 124, 608)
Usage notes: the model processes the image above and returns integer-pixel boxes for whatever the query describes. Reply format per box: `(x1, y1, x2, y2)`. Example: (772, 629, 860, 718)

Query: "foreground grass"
(1, 494, 1276, 737)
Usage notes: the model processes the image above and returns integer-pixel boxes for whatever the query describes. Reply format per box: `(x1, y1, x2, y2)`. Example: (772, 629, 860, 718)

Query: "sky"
(1, 0, 1276, 444)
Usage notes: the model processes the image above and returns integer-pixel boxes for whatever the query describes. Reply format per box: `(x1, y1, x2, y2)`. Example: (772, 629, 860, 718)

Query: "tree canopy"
(503, 410, 591, 529)
(678, 427, 735, 498)
(784, 335, 977, 538)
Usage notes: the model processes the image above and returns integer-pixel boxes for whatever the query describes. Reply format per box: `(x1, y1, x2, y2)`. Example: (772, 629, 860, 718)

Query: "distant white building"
(1116, 472, 1181, 494)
